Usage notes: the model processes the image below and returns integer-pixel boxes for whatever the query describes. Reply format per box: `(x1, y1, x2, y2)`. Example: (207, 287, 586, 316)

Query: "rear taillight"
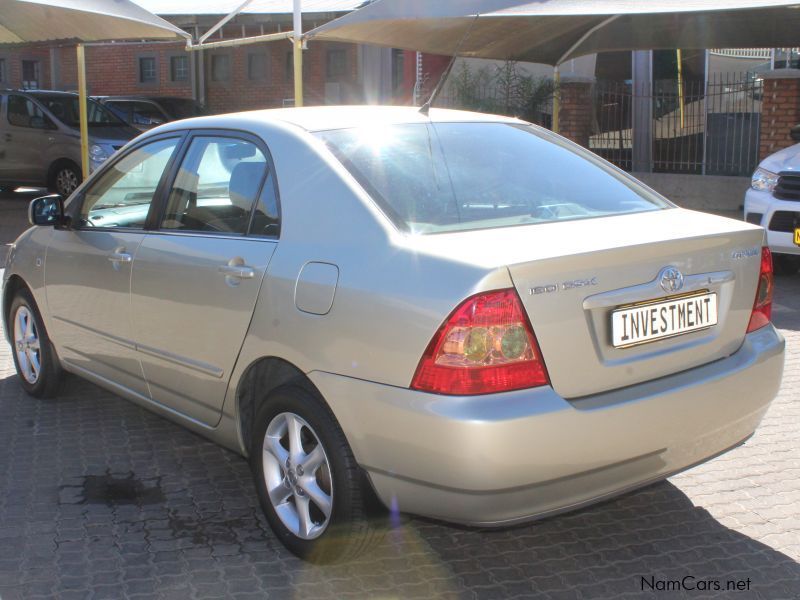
(411, 289, 549, 395)
(746, 247, 774, 333)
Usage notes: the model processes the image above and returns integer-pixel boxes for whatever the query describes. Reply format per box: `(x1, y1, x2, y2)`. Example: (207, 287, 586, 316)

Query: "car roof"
(19, 90, 77, 97)
(100, 96, 194, 102)
(158, 105, 525, 133)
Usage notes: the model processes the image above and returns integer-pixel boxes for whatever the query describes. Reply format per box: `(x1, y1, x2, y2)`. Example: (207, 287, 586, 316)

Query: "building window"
(21, 60, 41, 89)
(247, 52, 268, 81)
(139, 57, 157, 83)
(211, 54, 230, 82)
(170, 55, 189, 82)
(392, 49, 405, 96)
(326, 49, 347, 81)
(0, 59, 6, 84)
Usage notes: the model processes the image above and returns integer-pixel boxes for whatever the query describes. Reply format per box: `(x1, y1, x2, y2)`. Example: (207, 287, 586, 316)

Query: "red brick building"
(0, 7, 403, 114)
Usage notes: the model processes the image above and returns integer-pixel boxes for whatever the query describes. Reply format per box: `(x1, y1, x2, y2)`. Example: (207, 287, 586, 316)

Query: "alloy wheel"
(13, 306, 41, 384)
(55, 167, 79, 196)
(262, 412, 333, 540)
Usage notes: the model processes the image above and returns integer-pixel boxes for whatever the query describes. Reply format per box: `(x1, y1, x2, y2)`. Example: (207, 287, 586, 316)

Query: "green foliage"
(445, 60, 556, 126)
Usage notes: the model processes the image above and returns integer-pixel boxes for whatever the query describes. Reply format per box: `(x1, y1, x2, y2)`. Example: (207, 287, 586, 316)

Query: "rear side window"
(161, 136, 268, 235)
(7, 95, 53, 129)
(316, 122, 669, 234)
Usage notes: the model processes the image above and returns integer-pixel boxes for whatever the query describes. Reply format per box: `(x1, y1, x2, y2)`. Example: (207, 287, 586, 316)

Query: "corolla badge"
(659, 267, 684, 294)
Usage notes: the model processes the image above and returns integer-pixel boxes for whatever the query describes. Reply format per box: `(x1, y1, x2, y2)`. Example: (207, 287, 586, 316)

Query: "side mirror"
(791, 124, 800, 142)
(28, 194, 68, 228)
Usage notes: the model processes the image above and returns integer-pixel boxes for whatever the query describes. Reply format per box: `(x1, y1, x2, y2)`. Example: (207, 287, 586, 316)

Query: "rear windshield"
(316, 122, 669, 234)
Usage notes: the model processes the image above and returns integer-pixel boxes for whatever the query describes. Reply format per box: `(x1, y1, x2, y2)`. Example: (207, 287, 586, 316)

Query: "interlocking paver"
(1, 191, 800, 597)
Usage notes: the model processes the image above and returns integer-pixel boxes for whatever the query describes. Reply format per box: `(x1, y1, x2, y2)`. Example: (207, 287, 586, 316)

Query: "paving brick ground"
(0, 190, 798, 599)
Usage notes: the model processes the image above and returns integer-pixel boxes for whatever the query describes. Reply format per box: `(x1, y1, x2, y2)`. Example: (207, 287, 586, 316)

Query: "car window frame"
(67, 131, 189, 232)
(148, 128, 282, 241)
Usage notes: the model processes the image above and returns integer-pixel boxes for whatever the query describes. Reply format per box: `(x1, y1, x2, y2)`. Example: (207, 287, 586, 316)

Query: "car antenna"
(419, 14, 480, 116)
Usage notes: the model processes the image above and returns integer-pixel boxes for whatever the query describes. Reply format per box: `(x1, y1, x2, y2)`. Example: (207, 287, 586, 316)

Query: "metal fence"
(590, 73, 762, 176)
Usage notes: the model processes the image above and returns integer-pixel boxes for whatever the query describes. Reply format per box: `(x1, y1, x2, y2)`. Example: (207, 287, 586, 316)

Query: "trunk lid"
(505, 209, 765, 398)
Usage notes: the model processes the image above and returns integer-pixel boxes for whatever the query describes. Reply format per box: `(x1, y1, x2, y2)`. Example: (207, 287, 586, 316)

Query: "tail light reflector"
(411, 289, 549, 395)
(746, 247, 774, 333)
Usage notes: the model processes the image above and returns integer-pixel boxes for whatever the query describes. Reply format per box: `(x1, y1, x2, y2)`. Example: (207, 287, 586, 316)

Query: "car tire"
(8, 288, 62, 398)
(250, 385, 385, 563)
(48, 161, 81, 197)
(773, 255, 800, 276)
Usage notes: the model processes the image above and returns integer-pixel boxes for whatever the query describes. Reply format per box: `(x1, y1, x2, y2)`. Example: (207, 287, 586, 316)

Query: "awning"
(307, 0, 800, 66)
(1, 0, 190, 44)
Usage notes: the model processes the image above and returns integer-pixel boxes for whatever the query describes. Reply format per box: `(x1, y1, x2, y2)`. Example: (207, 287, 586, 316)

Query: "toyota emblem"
(659, 267, 684, 294)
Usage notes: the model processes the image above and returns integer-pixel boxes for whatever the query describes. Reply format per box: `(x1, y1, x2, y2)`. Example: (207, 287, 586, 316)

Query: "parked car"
(744, 126, 800, 274)
(0, 90, 139, 196)
(2, 107, 785, 563)
(95, 96, 208, 131)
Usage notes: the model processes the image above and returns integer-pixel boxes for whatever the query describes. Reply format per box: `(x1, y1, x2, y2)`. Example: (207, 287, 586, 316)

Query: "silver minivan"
(0, 90, 138, 196)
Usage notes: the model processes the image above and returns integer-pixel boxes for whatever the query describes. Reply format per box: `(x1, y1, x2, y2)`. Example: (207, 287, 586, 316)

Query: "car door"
(130, 132, 280, 426)
(2, 94, 56, 184)
(45, 134, 183, 397)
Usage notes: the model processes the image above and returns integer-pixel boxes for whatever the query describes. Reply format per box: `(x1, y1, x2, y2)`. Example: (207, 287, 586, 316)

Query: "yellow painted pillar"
(76, 44, 89, 179)
(293, 39, 303, 107)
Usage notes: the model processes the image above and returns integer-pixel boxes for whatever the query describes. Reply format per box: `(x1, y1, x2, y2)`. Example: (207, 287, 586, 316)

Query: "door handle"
(218, 264, 255, 279)
(4, 134, 11, 142)
(108, 251, 132, 264)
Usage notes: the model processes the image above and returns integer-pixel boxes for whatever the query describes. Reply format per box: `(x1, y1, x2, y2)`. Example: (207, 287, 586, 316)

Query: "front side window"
(316, 122, 670, 234)
(80, 138, 179, 229)
(7, 95, 52, 129)
(128, 102, 167, 127)
(161, 137, 267, 235)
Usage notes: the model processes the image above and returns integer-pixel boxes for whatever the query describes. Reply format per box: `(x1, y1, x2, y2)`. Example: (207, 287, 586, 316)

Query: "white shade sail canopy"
(307, 0, 800, 65)
(130, 0, 365, 16)
(0, 0, 190, 44)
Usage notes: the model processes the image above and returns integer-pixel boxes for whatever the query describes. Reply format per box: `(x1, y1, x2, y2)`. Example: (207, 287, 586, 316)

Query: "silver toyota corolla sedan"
(1, 106, 785, 563)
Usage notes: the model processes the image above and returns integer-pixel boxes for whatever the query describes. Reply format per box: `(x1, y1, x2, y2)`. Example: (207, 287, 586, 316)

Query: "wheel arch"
(235, 356, 324, 457)
(2, 274, 28, 343)
(46, 158, 81, 190)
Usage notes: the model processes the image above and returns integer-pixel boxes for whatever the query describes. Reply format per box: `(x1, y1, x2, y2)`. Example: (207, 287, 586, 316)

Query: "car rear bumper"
(309, 325, 784, 526)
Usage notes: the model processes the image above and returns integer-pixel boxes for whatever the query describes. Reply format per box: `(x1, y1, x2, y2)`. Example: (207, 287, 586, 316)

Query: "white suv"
(745, 136, 800, 274)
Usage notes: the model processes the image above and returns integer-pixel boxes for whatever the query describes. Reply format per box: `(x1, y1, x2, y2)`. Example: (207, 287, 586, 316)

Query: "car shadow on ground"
(0, 370, 797, 599)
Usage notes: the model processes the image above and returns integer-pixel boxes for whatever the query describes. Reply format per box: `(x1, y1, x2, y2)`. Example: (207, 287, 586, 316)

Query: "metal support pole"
(293, 0, 303, 107)
(76, 44, 89, 180)
(702, 50, 709, 175)
(552, 65, 560, 133)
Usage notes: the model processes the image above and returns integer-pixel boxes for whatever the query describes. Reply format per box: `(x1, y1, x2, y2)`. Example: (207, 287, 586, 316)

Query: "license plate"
(612, 292, 718, 348)
(795, 228, 800, 246)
